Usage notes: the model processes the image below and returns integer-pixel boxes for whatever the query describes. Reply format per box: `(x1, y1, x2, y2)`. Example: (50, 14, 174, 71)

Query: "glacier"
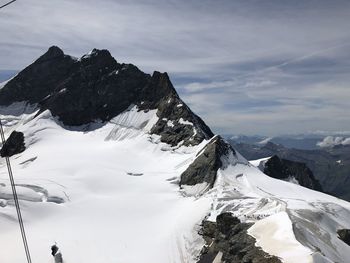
(0, 104, 349, 262)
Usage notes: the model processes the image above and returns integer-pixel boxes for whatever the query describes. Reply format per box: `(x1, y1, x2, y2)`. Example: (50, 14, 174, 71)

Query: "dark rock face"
(145, 72, 213, 146)
(337, 229, 350, 246)
(0, 46, 213, 146)
(150, 93, 213, 146)
(198, 212, 282, 263)
(0, 131, 25, 157)
(264, 155, 323, 191)
(180, 136, 234, 188)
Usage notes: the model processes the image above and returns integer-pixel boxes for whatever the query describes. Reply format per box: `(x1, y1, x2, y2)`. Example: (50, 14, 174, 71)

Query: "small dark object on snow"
(127, 172, 143, 176)
(51, 245, 58, 256)
(51, 244, 63, 263)
(0, 131, 25, 157)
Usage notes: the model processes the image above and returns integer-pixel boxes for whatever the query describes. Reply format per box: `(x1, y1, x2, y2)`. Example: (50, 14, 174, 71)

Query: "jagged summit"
(79, 48, 118, 68)
(37, 46, 65, 62)
(0, 46, 213, 146)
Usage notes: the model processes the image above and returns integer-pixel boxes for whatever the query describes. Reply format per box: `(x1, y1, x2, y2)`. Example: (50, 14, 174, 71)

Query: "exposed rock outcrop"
(0, 131, 25, 157)
(198, 212, 282, 263)
(337, 229, 350, 246)
(264, 155, 323, 191)
(150, 91, 213, 146)
(180, 136, 234, 188)
(0, 46, 213, 146)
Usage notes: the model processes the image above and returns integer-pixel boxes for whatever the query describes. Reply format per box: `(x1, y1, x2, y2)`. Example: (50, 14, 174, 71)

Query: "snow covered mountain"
(1, 47, 350, 263)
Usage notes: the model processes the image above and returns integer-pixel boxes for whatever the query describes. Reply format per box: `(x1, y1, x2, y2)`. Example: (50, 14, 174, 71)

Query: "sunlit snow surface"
(1, 104, 350, 263)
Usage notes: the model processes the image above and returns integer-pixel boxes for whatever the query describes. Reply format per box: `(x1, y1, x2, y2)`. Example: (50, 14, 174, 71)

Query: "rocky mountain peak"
(79, 48, 118, 69)
(0, 46, 213, 146)
(36, 45, 65, 62)
(82, 48, 111, 58)
(146, 71, 178, 100)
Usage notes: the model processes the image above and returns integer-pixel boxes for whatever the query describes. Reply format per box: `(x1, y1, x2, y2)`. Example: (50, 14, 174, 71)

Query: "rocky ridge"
(0, 46, 213, 147)
(263, 155, 323, 191)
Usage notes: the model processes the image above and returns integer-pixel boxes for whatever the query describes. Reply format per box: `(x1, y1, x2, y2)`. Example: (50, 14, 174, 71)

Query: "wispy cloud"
(1, 0, 350, 135)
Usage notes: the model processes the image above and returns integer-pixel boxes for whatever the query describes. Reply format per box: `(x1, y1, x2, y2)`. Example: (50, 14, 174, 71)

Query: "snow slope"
(249, 156, 271, 170)
(0, 106, 212, 263)
(204, 161, 350, 262)
(1, 104, 350, 263)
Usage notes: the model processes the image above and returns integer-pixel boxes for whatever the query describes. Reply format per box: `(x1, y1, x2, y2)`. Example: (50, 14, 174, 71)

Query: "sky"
(1, 0, 350, 136)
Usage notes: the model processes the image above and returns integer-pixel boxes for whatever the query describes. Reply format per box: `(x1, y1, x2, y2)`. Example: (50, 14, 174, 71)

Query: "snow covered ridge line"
(194, 165, 350, 262)
(0, 45, 213, 147)
(174, 135, 350, 262)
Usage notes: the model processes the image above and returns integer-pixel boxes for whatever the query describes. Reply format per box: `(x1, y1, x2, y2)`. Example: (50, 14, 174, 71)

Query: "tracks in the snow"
(0, 183, 65, 207)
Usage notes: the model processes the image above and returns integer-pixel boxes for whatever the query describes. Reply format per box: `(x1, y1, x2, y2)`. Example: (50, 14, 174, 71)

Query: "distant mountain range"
(227, 138, 350, 201)
(224, 134, 350, 150)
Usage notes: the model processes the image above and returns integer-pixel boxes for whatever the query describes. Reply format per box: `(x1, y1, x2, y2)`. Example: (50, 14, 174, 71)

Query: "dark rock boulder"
(180, 136, 234, 188)
(0, 131, 25, 157)
(264, 155, 323, 191)
(337, 229, 350, 246)
(198, 212, 282, 263)
(0, 46, 213, 147)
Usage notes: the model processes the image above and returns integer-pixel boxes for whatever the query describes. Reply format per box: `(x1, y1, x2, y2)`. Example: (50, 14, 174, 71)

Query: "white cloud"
(317, 136, 350, 148)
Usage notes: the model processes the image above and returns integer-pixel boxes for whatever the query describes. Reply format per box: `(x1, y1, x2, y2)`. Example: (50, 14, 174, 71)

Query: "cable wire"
(0, 119, 32, 263)
(0, 0, 16, 9)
